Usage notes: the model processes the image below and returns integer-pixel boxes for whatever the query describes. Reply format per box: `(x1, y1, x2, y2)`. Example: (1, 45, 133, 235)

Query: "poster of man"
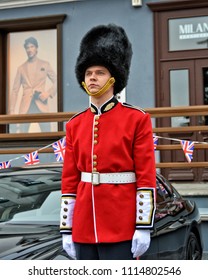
(7, 29, 57, 133)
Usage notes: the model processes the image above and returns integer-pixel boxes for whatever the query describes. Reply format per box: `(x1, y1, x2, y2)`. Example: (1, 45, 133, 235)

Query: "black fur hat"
(75, 24, 132, 95)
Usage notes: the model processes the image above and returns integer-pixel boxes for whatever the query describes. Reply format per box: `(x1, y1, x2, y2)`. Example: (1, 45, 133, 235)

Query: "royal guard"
(60, 24, 156, 260)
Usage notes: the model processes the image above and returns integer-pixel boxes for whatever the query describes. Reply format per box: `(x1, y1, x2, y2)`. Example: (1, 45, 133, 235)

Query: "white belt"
(81, 171, 136, 185)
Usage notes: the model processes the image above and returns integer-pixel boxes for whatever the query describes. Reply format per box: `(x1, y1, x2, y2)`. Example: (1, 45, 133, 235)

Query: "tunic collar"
(90, 96, 118, 115)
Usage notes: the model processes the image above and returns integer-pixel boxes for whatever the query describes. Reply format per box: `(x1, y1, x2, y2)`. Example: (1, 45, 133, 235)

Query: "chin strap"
(82, 77, 115, 97)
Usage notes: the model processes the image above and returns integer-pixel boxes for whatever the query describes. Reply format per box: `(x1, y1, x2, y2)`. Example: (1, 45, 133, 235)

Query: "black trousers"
(74, 241, 134, 260)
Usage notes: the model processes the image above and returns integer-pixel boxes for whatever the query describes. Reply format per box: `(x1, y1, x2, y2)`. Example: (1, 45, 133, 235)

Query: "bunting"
(153, 136, 158, 151)
(0, 135, 207, 168)
(24, 151, 40, 165)
(180, 140, 195, 163)
(0, 161, 11, 169)
(52, 137, 66, 162)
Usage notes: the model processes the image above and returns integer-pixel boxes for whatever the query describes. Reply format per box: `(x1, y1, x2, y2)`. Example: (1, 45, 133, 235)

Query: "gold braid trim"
(82, 77, 115, 97)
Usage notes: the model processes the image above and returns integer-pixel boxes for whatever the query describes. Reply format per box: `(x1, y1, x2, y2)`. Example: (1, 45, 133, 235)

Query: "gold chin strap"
(82, 77, 115, 97)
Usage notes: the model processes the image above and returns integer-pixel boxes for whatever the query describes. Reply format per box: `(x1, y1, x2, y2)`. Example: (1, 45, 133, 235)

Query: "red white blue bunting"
(180, 140, 195, 163)
(24, 151, 40, 165)
(52, 138, 66, 162)
(0, 135, 207, 169)
(153, 136, 159, 151)
(0, 161, 11, 169)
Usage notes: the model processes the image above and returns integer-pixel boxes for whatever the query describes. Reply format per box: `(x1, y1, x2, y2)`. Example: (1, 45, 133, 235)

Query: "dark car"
(0, 163, 203, 260)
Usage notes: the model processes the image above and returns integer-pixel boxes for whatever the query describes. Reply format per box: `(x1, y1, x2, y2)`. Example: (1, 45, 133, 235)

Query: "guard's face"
(84, 66, 112, 94)
(25, 43, 38, 59)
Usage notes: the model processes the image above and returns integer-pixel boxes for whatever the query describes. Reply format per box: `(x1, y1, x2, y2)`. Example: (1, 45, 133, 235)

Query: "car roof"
(0, 162, 63, 176)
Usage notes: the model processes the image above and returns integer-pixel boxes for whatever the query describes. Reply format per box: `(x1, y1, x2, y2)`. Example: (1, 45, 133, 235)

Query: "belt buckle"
(91, 172, 100, 185)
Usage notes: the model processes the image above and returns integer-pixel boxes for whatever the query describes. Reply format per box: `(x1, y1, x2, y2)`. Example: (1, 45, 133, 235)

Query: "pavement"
(203, 252, 208, 260)
(172, 182, 208, 196)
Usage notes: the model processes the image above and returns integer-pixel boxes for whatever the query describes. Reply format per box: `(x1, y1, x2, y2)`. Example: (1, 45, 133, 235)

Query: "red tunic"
(61, 100, 156, 243)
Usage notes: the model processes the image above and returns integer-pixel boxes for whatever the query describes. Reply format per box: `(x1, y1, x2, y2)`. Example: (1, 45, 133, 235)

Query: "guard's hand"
(62, 234, 76, 259)
(131, 230, 151, 258)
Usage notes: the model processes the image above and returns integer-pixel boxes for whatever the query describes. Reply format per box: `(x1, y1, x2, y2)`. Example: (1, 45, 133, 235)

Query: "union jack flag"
(180, 140, 195, 163)
(52, 137, 66, 162)
(153, 136, 158, 150)
(0, 161, 11, 169)
(24, 151, 40, 165)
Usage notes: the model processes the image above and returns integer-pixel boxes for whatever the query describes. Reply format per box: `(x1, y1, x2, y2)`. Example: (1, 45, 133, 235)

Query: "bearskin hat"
(75, 24, 132, 95)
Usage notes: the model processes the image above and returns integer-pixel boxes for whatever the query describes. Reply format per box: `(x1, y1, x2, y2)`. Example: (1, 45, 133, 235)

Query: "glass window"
(203, 68, 208, 125)
(170, 69, 190, 127)
(169, 16, 208, 51)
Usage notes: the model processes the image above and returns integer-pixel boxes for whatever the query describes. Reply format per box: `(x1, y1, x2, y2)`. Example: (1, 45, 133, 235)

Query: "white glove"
(131, 230, 151, 258)
(62, 234, 76, 259)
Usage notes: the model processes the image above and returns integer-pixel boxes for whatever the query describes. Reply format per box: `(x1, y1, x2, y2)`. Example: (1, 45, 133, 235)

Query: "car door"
(155, 176, 189, 259)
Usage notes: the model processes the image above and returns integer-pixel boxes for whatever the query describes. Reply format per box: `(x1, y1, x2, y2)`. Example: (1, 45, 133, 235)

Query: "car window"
(0, 168, 62, 223)
(155, 176, 185, 221)
(157, 174, 174, 195)
(11, 190, 61, 222)
(155, 178, 173, 221)
(156, 178, 170, 203)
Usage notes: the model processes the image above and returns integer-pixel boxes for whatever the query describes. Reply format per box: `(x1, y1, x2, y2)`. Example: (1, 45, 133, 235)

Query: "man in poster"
(9, 36, 57, 133)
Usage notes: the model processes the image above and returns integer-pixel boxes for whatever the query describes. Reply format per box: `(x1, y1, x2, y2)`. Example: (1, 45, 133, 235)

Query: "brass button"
(94, 140, 98, 145)
(93, 161, 97, 166)
(93, 155, 97, 160)
(94, 127, 98, 132)
(95, 116, 100, 120)
(139, 194, 144, 198)
(139, 201, 143, 206)
(94, 133, 98, 138)
(93, 167, 97, 172)
(94, 121, 99, 125)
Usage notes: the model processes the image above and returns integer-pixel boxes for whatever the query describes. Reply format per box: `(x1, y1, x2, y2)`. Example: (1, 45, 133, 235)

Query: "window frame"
(0, 14, 66, 132)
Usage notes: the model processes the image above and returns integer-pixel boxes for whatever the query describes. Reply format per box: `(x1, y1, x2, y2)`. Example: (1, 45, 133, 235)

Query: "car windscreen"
(0, 169, 61, 223)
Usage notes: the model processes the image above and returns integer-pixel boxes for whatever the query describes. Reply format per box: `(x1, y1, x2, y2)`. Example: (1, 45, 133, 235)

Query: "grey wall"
(0, 0, 157, 112)
(0, 0, 158, 164)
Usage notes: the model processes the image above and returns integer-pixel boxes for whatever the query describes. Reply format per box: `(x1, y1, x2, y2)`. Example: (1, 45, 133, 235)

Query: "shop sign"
(169, 16, 208, 51)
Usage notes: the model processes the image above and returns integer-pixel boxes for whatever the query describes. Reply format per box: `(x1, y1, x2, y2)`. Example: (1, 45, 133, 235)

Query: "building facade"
(0, 0, 208, 182)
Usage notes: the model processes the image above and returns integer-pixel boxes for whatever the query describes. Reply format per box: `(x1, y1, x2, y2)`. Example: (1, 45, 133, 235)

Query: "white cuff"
(136, 188, 155, 229)
(60, 194, 76, 233)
